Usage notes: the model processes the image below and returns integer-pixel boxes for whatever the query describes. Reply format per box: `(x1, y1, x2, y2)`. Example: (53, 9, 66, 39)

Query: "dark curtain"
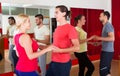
(112, 0, 120, 59)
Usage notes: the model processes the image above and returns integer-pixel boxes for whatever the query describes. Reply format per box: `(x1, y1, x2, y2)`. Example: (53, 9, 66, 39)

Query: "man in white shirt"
(6, 17, 18, 71)
(34, 14, 50, 76)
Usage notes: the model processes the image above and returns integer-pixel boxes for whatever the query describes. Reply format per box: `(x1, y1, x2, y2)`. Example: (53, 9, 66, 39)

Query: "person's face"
(54, 8, 66, 22)
(99, 13, 105, 23)
(79, 16, 86, 25)
(23, 18, 31, 30)
(8, 19, 14, 25)
(35, 17, 42, 25)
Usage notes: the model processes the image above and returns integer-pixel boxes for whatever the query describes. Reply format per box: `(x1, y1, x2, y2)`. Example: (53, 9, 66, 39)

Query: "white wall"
(0, 0, 112, 18)
(104, 0, 112, 22)
(0, 0, 111, 10)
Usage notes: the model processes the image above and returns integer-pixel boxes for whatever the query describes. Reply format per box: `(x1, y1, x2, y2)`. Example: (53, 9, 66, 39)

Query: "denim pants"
(9, 44, 18, 69)
(46, 60, 71, 76)
(100, 51, 114, 76)
(38, 52, 47, 76)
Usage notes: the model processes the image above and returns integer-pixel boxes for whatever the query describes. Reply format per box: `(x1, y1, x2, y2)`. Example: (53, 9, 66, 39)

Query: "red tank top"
(14, 33, 39, 72)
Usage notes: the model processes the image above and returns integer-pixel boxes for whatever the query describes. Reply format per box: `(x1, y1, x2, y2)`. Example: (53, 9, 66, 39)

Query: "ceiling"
(2, 3, 53, 9)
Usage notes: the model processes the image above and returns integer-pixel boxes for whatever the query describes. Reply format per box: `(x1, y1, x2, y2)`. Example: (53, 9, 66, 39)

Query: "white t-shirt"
(34, 25, 50, 45)
(13, 29, 19, 36)
(7, 25, 17, 45)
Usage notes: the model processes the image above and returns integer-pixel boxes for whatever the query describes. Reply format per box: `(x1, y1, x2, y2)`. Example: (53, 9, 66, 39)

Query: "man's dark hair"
(8, 16, 16, 23)
(35, 14, 44, 21)
(56, 5, 69, 20)
(103, 11, 110, 20)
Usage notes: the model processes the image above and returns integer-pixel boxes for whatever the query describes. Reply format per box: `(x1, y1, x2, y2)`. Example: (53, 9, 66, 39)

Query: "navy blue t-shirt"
(102, 22, 114, 52)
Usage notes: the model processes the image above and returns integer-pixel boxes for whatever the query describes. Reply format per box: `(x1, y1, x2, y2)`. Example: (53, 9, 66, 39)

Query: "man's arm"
(94, 32, 115, 41)
(52, 39, 80, 53)
(36, 35, 50, 45)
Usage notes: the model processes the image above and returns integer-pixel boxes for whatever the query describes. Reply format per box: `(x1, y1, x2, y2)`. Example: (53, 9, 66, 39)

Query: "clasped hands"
(39, 35, 102, 52)
(88, 35, 101, 46)
(45, 45, 61, 52)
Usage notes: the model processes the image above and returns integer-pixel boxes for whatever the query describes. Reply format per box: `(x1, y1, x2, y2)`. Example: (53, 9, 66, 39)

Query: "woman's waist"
(16, 59, 38, 72)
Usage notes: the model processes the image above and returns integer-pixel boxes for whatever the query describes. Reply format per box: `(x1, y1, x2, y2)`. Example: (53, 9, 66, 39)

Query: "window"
(2, 6, 9, 15)
(39, 9, 49, 16)
(11, 7, 24, 15)
(26, 8, 38, 16)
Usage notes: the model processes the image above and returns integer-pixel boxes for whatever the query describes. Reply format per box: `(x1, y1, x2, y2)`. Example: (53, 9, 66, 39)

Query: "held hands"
(45, 45, 61, 53)
(87, 35, 96, 41)
(88, 41, 101, 46)
(93, 35, 101, 41)
(44, 45, 53, 52)
(88, 35, 101, 41)
(45, 35, 102, 52)
(93, 42, 101, 46)
(45, 45, 59, 52)
(88, 35, 101, 46)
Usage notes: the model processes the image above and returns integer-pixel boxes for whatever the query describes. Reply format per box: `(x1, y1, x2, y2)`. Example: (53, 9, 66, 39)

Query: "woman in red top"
(14, 14, 52, 76)
(46, 5, 80, 76)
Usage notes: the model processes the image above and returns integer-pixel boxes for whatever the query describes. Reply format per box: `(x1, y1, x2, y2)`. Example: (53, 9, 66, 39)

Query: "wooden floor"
(70, 60, 119, 76)
(0, 50, 119, 76)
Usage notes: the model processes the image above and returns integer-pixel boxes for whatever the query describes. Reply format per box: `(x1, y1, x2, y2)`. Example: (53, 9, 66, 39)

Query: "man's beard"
(100, 20, 104, 23)
(37, 22, 41, 25)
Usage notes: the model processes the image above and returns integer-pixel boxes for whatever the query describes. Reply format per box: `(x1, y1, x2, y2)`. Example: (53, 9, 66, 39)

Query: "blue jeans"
(9, 44, 18, 71)
(9, 44, 14, 65)
(15, 70, 39, 76)
(46, 60, 71, 76)
(100, 51, 114, 76)
(38, 53, 47, 76)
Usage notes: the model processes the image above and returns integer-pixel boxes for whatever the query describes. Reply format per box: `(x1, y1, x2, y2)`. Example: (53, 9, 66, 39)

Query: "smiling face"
(99, 13, 105, 23)
(79, 16, 86, 25)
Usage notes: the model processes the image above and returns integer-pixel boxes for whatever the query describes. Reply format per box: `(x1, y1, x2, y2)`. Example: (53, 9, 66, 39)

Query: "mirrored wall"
(2, 3, 50, 34)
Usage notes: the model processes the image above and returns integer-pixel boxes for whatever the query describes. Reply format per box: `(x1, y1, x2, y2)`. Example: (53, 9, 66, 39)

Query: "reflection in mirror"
(1, 3, 50, 34)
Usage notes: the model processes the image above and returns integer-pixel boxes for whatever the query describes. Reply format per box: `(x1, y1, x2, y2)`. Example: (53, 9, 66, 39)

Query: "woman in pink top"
(14, 14, 52, 76)
(46, 5, 80, 76)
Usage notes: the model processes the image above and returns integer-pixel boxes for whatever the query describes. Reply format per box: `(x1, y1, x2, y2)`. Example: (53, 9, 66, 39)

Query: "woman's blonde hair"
(16, 14, 29, 29)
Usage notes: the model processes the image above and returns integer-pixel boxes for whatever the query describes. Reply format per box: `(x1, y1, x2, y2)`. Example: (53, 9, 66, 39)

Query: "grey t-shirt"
(102, 22, 114, 52)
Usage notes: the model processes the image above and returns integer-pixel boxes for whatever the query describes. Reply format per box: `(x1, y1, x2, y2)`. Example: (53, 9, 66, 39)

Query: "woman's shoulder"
(20, 34, 31, 40)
